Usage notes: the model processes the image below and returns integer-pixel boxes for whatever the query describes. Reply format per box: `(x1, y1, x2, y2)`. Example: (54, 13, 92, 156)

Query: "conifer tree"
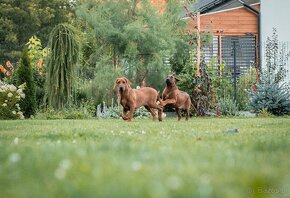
(16, 49, 36, 118)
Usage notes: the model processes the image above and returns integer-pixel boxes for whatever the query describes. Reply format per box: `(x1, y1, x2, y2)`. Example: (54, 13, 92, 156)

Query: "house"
(184, 0, 261, 77)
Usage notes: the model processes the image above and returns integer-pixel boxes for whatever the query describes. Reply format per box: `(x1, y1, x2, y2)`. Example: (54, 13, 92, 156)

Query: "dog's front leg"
(121, 108, 128, 120)
(127, 106, 135, 122)
(160, 98, 176, 106)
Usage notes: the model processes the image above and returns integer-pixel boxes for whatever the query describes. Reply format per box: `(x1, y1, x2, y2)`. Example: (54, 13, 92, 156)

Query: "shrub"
(218, 96, 239, 116)
(248, 78, 290, 115)
(0, 81, 25, 119)
(36, 100, 96, 120)
(248, 29, 290, 116)
(96, 102, 150, 119)
(16, 50, 36, 118)
(237, 67, 257, 110)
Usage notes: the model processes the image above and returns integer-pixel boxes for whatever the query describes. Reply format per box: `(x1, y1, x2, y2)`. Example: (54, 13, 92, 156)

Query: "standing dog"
(160, 74, 194, 121)
(114, 77, 163, 122)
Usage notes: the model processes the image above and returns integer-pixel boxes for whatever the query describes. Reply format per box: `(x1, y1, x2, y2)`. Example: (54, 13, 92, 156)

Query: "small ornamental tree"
(45, 23, 80, 110)
(16, 49, 36, 118)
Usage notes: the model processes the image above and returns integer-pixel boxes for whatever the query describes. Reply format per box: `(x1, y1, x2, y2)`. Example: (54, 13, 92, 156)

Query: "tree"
(45, 23, 80, 110)
(16, 49, 36, 118)
(76, 0, 187, 89)
(0, 0, 75, 61)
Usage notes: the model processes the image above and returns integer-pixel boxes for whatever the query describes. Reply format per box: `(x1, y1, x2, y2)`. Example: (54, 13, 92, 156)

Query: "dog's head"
(165, 74, 180, 86)
(114, 77, 131, 92)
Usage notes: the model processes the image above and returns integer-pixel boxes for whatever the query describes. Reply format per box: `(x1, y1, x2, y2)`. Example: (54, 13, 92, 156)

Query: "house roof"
(189, 0, 260, 14)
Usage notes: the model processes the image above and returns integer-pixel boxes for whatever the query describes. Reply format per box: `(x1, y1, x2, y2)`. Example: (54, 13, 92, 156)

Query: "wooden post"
(197, 12, 201, 77)
(255, 34, 260, 82)
(218, 34, 222, 77)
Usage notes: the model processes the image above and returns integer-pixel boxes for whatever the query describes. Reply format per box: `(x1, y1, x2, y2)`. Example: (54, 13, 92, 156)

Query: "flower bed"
(0, 81, 26, 119)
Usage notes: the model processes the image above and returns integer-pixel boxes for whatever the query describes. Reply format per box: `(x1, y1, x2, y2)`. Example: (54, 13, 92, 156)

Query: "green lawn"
(0, 118, 289, 198)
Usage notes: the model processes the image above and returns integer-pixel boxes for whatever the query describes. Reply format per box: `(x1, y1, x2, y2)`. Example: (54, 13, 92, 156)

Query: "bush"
(81, 55, 123, 105)
(248, 29, 290, 116)
(96, 102, 150, 119)
(36, 100, 96, 120)
(218, 96, 239, 116)
(0, 81, 25, 119)
(248, 78, 290, 115)
(237, 67, 257, 110)
(16, 50, 36, 118)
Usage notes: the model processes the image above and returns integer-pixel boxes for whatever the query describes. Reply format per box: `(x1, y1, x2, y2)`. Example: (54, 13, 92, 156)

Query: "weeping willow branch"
(45, 23, 80, 110)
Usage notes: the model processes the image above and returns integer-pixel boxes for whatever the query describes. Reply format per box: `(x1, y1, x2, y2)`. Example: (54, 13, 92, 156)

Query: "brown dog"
(114, 77, 163, 122)
(160, 74, 194, 121)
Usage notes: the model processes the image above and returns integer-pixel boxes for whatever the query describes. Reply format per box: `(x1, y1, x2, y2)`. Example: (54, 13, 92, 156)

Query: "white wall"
(261, 0, 290, 43)
(261, 0, 290, 84)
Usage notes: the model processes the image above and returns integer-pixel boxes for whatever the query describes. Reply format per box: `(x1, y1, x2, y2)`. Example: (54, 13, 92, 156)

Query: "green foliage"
(0, 82, 25, 119)
(77, 55, 123, 105)
(248, 78, 290, 115)
(26, 36, 48, 108)
(257, 108, 274, 118)
(16, 50, 36, 118)
(237, 67, 257, 110)
(207, 58, 233, 99)
(218, 96, 239, 116)
(96, 102, 150, 119)
(76, 0, 186, 88)
(0, 0, 74, 60)
(45, 23, 81, 110)
(37, 100, 96, 120)
(248, 29, 290, 116)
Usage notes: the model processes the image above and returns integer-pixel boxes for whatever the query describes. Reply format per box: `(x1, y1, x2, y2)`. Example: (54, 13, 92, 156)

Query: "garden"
(0, 0, 290, 197)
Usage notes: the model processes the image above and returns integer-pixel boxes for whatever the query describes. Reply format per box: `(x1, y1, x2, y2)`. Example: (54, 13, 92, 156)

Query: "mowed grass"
(0, 118, 290, 198)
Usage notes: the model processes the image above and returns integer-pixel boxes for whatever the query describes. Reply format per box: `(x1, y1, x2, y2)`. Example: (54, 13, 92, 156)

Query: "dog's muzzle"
(119, 86, 124, 92)
(166, 79, 171, 85)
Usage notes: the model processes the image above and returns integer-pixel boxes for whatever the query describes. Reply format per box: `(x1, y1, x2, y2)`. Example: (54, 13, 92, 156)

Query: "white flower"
(16, 103, 20, 110)
(16, 96, 20, 99)
(17, 111, 24, 119)
(0, 85, 8, 91)
(16, 89, 23, 94)
(7, 92, 13, 97)
(20, 93, 25, 99)
(4, 100, 8, 102)
(18, 83, 26, 90)
(8, 85, 17, 92)
(2, 103, 7, 107)
(12, 111, 16, 115)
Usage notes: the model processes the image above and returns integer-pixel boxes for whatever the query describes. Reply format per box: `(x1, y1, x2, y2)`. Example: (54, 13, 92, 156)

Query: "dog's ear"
(113, 78, 120, 90)
(174, 76, 180, 82)
(123, 77, 131, 88)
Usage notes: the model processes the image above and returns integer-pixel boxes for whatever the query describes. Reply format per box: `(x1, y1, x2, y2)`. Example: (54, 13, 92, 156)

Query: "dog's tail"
(191, 103, 197, 112)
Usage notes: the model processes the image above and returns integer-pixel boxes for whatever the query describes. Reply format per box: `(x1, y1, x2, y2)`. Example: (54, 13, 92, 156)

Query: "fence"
(202, 36, 290, 101)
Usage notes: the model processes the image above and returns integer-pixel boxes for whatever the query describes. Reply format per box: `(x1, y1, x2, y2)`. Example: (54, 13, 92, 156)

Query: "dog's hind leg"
(185, 108, 190, 120)
(175, 108, 182, 121)
(148, 102, 163, 122)
(144, 106, 156, 121)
